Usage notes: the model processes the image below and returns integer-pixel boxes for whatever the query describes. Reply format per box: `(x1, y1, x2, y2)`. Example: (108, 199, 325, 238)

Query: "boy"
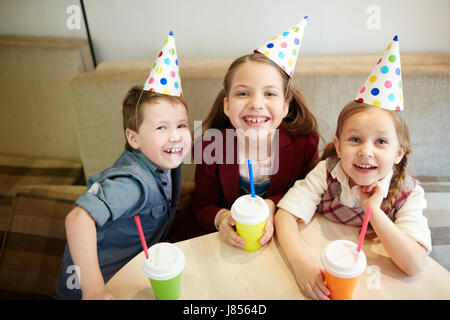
(54, 32, 191, 299)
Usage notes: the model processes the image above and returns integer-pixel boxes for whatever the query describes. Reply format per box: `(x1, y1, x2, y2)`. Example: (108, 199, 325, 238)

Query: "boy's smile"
(127, 100, 191, 170)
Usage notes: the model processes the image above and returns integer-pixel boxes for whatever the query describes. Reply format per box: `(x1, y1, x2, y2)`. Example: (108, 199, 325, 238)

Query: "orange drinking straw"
(357, 207, 372, 253)
(134, 215, 149, 259)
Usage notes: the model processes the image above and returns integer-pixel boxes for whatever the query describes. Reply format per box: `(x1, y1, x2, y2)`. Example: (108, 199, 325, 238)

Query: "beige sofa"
(0, 35, 94, 162)
(0, 36, 93, 298)
(71, 54, 450, 181)
(0, 35, 93, 232)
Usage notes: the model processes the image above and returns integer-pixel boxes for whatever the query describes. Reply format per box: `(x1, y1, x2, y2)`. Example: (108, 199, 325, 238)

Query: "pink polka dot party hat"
(143, 31, 182, 96)
(355, 35, 404, 111)
(254, 16, 309, 78)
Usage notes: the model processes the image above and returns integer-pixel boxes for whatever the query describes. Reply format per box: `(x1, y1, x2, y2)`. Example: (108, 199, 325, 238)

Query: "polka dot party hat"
(254, 16, 309, 78)
(355, 35, 404, 111)
(143, 31, 182, 96)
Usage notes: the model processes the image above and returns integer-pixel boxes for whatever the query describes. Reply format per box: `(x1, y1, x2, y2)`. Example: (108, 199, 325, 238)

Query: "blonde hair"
(122, 86, 188, 151)
(202, 53, 318, 136)
(322, 100, 411, 214)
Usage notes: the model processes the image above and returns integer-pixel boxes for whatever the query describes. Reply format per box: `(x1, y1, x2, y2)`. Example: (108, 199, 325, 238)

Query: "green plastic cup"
(148, 272, 182, 300)
(141, 242, 185, 300)
(231, 194, 269, 251)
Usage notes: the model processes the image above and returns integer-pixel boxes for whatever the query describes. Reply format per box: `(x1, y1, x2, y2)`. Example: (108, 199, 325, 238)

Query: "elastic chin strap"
(398, 108, 406, 152)
(134, 88, 145, 134)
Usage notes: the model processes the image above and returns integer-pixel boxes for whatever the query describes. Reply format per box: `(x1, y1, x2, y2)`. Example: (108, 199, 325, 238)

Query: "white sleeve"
(277, 160, 328, 224)
(394, 184, 432, 254)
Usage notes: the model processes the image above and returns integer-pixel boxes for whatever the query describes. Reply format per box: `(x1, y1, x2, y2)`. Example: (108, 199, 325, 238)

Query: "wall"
(1, 0, 449, 64)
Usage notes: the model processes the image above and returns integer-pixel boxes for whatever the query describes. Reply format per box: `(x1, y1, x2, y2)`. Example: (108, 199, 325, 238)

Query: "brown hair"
(202, 53, 318, 136)
(122, 85, 188, 151)
(321, 100, 411, 214)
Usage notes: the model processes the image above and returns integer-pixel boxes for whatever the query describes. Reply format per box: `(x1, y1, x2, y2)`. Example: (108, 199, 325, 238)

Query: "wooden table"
(106, 215, 450, 299)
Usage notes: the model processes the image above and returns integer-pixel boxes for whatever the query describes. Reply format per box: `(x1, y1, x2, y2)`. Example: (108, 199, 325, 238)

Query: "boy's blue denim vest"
(54, 150, 181, 299)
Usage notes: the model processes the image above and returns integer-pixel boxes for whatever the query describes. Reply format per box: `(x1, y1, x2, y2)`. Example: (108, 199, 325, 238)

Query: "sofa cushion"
(0, 185, 85, 299)
(417, 176, 450, 271)
(0, 155, 84, 251)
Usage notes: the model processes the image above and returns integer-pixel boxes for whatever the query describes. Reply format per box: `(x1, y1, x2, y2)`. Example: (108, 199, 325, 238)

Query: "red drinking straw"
(357, 207, 372, 253)
(134, 215, 149, 259)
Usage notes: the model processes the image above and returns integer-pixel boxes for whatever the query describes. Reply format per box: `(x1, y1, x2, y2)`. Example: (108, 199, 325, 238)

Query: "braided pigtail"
(383, 154, 408, 215)
(383, 107, 411, 216)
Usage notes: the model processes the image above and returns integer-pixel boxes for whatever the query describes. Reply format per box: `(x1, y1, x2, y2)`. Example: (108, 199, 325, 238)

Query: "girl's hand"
(358, 181, 384, 212)
(82, 285, 116, 300)
(293, 260, 330, 300)
(217, 209, 246, 249)
(259, 199, 275, 245)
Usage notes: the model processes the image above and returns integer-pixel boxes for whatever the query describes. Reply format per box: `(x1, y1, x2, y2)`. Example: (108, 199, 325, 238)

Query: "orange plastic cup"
(323, 269, 361, 300)
(321, 240, 367, 300)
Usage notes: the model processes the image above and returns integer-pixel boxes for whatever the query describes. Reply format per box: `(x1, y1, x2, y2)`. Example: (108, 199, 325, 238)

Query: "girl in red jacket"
(172, 18, 320, 249)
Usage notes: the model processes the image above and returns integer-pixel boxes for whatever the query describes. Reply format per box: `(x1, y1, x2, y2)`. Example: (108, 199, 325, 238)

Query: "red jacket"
(171, 124, 319, 241)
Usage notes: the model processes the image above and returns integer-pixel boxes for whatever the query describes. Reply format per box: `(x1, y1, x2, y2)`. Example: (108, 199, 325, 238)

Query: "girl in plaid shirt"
(275, 100, 431, 300)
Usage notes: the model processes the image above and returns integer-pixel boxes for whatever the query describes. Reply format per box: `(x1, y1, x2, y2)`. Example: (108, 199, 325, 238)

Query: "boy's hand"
(217, 209, 245, 249)
(82, 285, 116, 300)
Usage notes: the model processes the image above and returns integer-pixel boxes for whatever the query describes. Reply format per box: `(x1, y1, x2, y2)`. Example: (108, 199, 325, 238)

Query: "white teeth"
(166, 147, 182, 153)
(355, 164, 375, 169)
(244, 117, 268, 123)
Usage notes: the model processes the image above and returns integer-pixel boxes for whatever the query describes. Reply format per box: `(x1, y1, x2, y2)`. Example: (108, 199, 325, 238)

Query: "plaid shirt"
(316, 157, 418, 227)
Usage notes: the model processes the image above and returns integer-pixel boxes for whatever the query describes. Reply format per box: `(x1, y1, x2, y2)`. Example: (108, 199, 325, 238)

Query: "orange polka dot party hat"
(355, 35, 404, 111)
(143, 31, 182, 96)
(254, 16, 309, 78)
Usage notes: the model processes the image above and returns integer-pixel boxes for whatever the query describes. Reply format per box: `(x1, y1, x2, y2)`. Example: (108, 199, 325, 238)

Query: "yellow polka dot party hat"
(254, 16, 309, 78)
(355, 35, 404, 111)
(143, 31, 182, 96)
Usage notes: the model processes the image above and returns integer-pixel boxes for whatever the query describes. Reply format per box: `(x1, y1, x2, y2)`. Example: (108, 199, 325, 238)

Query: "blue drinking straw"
(248, 160, 256, 198)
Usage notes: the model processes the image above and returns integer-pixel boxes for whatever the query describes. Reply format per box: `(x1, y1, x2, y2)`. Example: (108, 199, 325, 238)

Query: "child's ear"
(394, 147, 406, 164)
(282, 100, 289, 118)
(126, 128, 140, 150)
(333, 136, 342, 158)
(223, 96, 230, 117)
